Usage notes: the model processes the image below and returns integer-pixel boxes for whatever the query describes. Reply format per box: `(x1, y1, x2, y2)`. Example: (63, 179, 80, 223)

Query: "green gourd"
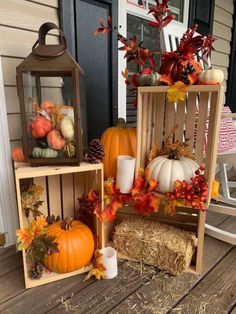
(32, 147, 58, 158)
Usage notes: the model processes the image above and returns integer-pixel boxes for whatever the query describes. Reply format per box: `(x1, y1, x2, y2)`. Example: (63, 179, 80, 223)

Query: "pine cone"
(75, 194, 95, 229)
(85, 139, 104, 164)
(28, 262, 43, 280)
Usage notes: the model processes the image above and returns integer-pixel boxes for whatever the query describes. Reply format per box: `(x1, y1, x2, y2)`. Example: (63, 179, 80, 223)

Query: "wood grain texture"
(0, 0, 58, 32)
(170, 247, 236, 314)
(47, 261, 154, 314)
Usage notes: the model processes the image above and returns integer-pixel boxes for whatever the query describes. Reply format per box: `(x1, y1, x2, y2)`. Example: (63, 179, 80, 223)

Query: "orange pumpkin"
(101, 118, 136, 179)
(47, 129, 66, 150)
(11, 146, 25, 162)
(44, 217, 94, 273)
(29, 115, 52, 139)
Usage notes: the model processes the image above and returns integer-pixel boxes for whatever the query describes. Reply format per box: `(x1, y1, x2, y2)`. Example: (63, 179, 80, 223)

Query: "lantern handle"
(32, 22, 67, 58)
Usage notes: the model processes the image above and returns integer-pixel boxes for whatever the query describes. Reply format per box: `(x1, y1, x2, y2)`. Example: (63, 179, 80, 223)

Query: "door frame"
(0, 56, 18, 247)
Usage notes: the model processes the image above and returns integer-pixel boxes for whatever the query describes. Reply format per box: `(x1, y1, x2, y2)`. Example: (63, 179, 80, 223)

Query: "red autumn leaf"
(162, 15, 175, 28)
(95, 27, 105, 35)
(94, 200, 122, 222)
(99, 18, 105, 27)
(103, 28, 112, 34)
(107, 16, 112, 27)
(134, 192, 160, 216)
(141, 68, 152, 75)
(148, 21, 161, 28)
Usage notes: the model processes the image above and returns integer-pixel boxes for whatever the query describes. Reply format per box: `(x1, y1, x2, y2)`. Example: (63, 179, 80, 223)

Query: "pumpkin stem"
(61, 217, 73, 230)
(168, 149, 179, 160)
(116, 118, 127, 128)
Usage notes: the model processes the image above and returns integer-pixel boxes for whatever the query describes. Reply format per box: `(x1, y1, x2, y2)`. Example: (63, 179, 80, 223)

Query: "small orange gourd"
(47, 129, 66, 150)
(11, 146, 25, 162)
(101, 118, 136, 179)
(43, 217, 94, 273)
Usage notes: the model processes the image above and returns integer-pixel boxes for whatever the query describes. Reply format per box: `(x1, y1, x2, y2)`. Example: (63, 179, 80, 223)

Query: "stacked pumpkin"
(101, 118, 137, 179)
(28, 101, 76, 159)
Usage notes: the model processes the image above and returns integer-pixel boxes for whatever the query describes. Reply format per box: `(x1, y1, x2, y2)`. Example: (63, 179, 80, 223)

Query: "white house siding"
(0, 0, 59, 147)
(212, 0, 234, 104)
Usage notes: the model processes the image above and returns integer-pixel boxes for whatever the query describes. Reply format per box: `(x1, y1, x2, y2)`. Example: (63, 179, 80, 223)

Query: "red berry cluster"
(166, 165, 208, 210)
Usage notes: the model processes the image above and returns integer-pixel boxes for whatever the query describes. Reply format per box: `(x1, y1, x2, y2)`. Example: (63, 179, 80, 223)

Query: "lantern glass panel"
(22, 71, 76, 160)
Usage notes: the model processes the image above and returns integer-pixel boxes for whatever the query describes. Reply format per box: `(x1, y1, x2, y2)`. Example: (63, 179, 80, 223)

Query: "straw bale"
(113, 217, 197, 275)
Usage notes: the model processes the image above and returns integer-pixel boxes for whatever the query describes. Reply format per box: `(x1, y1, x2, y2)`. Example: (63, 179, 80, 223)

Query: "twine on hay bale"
(113, 217, 197, 275)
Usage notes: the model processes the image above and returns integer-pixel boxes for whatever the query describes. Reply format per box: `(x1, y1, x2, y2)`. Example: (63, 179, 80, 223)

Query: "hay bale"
(113, 217, 197, 275)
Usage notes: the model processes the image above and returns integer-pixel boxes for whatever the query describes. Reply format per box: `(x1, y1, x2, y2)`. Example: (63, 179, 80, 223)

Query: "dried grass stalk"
(113, 217, 197, 275)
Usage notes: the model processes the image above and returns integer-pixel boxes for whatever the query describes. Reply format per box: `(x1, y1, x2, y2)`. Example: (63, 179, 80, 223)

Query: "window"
(119, 0, 189, 126)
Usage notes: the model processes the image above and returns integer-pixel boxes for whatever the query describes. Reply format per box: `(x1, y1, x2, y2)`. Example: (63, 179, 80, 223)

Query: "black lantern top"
(16, 22, 87, 166)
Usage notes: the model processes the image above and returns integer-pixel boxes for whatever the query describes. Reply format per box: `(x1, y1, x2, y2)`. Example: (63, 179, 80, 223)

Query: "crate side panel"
(61, 173, 75, 219)
(185, 92, 198, 153)
(47, 175, 62, 218)
(153, 92, 165, 148)
(33, 176, 49, 216)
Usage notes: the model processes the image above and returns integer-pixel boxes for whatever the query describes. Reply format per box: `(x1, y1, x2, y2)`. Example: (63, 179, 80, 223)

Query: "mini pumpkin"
(147, 150, 199, 193)
(139, 72, 161, 86)
(11, 146, 25, 162)
(43, 217, 94, 273)
(47, 129, 66, 150)
(198, 68, 224, 85)
(32, 147, 58, 158)
(29, 115, 52, 139)
(60, 116, 74, 140)
(101, 118, 136, 179)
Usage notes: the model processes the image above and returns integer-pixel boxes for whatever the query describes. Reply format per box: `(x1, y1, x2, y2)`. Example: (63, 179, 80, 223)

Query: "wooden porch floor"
(0, 212, 236, 314)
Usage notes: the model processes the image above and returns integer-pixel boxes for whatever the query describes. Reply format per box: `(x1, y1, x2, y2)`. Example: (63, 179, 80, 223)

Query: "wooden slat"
(47, 262, 154, 314)
(135, 90, 143, 174)
(153, 92, 165, 148)
(170, 247, 236, 313)
(0, 251, 22, 277)
(0, 26, 58, 58)
(73, 172, 86, 212)
(61, 174, 74, 219)
(146, 93, 153, 156)
(195, 92, 209, 163)
(175, 101, 186, 142)
(185, 92, 197, 152)
(47, 175, 61, 217)
(214, 6, 233, 28)
(215, 0, 234, 13)
(211, 51, 230, 68)
(0, 0, 58, 32)
(33, 176, 49, 216)
(213, 21, 232, 41)
(27, 0, 59, 8)
(164, 101, 175, 139)
(140, 93, 149, 167)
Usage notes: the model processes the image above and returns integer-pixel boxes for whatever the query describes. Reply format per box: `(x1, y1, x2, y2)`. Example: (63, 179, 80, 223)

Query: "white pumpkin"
(147, 155, 199, 193)
(198, 69, 224, 85)
(60, 116, 74, 140)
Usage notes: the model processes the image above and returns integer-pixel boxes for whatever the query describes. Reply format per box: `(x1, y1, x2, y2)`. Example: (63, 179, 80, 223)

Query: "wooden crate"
(14, 162, 104, 288)
(100, 85, 224, 273)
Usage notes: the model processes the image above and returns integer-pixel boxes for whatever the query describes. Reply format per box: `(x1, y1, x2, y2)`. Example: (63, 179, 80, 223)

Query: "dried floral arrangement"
(95, 0, 218, 104)
(27, 99, 76, 159)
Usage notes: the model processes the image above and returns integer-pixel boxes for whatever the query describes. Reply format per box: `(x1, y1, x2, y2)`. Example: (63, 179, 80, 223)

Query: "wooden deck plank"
(46, 262, 156, 314)
(108, 215, 236, 314)
(0, 246, 18, 261)
(169, 247, 236, 314)
(0, 251, 22, 276)
(0, 270, 98, 313)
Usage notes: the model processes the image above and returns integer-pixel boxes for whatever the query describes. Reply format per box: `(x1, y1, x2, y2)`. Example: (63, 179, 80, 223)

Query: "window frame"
(118, 0, 189, 121)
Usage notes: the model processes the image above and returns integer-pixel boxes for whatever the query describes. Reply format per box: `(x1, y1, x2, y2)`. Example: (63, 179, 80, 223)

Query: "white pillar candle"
(116, 155, 135, 193)
(99, 247, 118, 279)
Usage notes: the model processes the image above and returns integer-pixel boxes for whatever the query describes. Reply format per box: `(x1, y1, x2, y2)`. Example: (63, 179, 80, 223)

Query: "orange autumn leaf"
(16, 228, 34, 250)
(94, 200, 122, 222)
(211, 180, 220, 201)
(31, 215, 47, 237)
(148, 178, 158, 192)
(88, 190, 98, 203)
(160, 74, 173, 86)
(122, 68, 129, 80)
(131, 170, 146, 196)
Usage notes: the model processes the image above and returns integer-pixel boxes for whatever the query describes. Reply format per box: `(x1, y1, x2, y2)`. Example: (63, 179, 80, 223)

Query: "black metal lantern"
(16, 22, 87, 166)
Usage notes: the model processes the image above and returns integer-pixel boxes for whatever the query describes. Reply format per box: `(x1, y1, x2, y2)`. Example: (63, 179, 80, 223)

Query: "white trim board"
(0, 56, 19, 246)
